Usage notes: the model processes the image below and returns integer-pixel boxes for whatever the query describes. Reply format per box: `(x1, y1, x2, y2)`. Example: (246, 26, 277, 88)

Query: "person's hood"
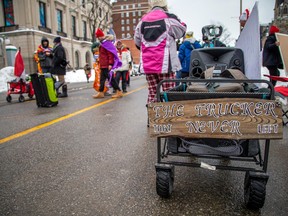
(41, 37, 49, 47)
(185, 37, 196, 44)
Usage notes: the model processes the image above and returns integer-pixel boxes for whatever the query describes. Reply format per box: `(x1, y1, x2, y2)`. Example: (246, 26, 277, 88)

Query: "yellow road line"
(0, 85, 146, 145)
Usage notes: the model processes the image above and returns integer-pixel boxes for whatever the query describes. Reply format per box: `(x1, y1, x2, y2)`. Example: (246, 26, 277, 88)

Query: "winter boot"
(112, 90, 123, 98)
(93, 92, 104, 98)
(58, 85, 68, 98)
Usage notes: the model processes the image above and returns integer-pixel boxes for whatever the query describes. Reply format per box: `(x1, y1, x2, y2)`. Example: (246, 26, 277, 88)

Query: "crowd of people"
(34, 0, 283, 104)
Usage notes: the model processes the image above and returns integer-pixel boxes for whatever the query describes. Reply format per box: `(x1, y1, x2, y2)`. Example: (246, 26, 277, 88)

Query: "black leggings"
(266, 66, 280, 86)
(115, 70, 128, 91)
(99, 68, 121, 92)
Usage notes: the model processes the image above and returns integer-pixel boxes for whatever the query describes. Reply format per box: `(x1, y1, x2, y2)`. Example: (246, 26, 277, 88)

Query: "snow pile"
(65, 69, 95, 83)
(0, 66, 17, 92)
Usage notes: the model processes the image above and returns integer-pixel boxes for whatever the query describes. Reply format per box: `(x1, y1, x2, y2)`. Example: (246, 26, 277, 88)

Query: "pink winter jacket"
(134, 7, 186, 74)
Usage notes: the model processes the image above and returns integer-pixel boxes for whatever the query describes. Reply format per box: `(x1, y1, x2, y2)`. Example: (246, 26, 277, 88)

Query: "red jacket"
(99, 45, 114, 69)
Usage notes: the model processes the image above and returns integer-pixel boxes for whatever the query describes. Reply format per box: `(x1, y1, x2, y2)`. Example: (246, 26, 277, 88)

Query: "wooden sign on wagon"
(148, 98, 283, 140)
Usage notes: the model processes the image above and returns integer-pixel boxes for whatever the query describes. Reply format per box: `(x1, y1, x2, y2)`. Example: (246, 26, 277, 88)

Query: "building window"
(121, 20, 124, 25)
(284, 6, 288, 15)
(133, 25, 136, 30)
(133, 18, 136, 24)
(121, 26, 125, 31)
(85, 51, 91, 65)
(82, 20, 87, 39)
(121, 5, 124, 10)
(121, 13, 124, 18)
(133, 4, 135, 9)
(72, 15, 76, 36)
(138, 11, 141, 16)
(126, 12, 129, 17)
(56, 9, 63, 32)
(126, 5, 129, 9)
(133, 11, 136, 17)
(39, 1, 46, 28)
(126, 19, 129, 24)
(3, 0, 15, 26)
(126, 26, 130, 31)
(122, 33, 125, 39)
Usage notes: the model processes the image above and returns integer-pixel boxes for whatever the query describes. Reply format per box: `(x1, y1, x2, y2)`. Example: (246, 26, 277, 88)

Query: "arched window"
(283, 5, 288, 15)
(75, 51, 80, 69)
(85, 51, 91, 66)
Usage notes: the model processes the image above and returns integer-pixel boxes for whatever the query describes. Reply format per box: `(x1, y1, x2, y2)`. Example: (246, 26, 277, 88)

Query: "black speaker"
(190, 47, 245, 77)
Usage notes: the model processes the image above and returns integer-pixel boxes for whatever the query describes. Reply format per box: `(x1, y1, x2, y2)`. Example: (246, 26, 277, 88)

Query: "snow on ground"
(0, 68, 95, 93)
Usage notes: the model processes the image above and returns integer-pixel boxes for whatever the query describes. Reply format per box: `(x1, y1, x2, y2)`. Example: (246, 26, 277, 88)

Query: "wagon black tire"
(18, 95, 25, 102)
(156, 170, 174, 198)
(6, 95, 12, 102)
(244, 173, 266, 210)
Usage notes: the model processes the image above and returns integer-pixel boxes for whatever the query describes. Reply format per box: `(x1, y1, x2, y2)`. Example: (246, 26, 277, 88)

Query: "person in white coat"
(115, 40, 132, 93)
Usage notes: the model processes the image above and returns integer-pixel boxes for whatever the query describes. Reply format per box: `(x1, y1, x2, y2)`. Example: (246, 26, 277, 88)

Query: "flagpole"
(240, 0, 243, 32)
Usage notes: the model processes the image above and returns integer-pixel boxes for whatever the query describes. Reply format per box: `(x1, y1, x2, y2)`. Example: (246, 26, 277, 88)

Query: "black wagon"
(148, 48, 283, 210)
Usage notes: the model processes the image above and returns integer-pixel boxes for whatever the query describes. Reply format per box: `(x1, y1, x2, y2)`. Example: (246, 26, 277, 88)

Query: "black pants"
(99, 68, 120, 92)
(266, 66, 280, 86)
(115, 70, 128, 91)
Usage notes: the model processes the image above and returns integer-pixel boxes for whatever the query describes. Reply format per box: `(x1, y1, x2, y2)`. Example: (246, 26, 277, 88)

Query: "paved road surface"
(0, 76, 287, 216)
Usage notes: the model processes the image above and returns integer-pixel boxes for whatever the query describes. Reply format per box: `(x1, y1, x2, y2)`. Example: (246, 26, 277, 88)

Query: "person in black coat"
(37, 37, 53, 73)
(51, 37, 68, 97)
(262, 25, 283, 86)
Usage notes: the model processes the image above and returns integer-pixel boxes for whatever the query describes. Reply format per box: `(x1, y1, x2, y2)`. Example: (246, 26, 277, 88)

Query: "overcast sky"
(167, 0, 275, 44)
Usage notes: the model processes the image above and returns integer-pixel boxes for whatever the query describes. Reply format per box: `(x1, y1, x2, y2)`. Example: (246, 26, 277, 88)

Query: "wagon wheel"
(18, 95, 25, 102)
(244, 171, 266, 210)
(156, 169, 174, 198)
(6, 95, 12, 103)
(28, 93, 34, 99)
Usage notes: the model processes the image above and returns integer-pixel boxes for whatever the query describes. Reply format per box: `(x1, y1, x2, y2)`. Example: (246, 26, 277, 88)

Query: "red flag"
(14, 49, 25, 77)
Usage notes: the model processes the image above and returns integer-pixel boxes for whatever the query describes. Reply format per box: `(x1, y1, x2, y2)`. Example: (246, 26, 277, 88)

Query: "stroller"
(6, 77, 34, 102)
(6, 47, 35, 103)
(148, 47, 283, 210)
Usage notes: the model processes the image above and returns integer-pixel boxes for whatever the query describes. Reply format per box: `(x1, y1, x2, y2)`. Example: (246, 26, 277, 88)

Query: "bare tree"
(87, 0, 111, 42)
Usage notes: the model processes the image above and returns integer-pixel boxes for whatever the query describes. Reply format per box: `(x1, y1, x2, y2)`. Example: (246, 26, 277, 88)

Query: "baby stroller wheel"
(155, 164, 174, 198)
(244, 171, 268, 210)
(18, 95, 25, 102)
(6, 95, 12, 103)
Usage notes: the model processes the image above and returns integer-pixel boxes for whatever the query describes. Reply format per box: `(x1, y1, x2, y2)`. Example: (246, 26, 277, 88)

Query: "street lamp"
(0, 35, 10, 68)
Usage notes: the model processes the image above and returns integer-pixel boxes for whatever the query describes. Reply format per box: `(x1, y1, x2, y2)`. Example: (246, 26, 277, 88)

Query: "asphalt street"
(0, 76, 288, 216)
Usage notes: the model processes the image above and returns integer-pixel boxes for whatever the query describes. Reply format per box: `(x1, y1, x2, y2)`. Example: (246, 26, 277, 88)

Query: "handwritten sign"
(148, 98, 283, 140)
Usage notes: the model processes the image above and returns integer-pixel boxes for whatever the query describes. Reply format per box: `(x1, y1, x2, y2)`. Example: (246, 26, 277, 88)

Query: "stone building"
(111, 0, 149, 64)
(111, 0, 149, 40)
(274, 0, 288, 34)
(0, 0, 112, 73)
